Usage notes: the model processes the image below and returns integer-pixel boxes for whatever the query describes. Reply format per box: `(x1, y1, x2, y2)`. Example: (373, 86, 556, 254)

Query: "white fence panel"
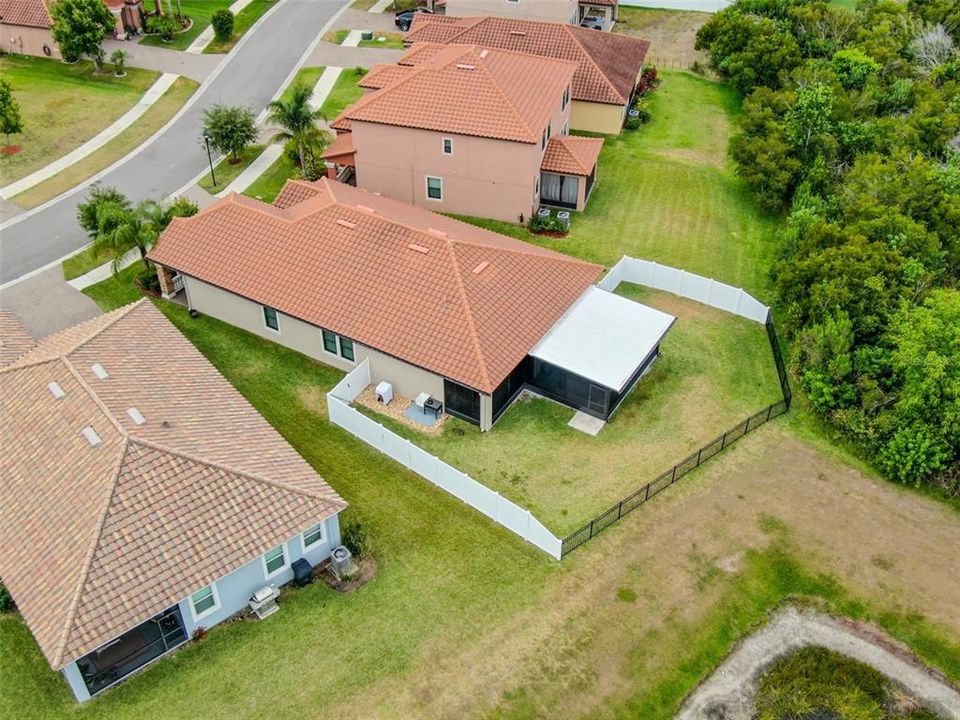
(407, 441, 440, 479)
(706, 281, 741, 315)
(526, 515, 564, 559)
(497, 499, 531, 538)
(381, 430, 412, 468)
(330, 358, 371, 401)
(679, 271, 712, 305)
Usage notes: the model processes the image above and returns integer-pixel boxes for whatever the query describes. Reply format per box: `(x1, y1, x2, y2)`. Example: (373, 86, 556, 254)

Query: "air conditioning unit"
(557, 211, 571, 228)
(248, 584, 280, 620)
(537, 207, 551, 219)
(330, 545, 355, 580)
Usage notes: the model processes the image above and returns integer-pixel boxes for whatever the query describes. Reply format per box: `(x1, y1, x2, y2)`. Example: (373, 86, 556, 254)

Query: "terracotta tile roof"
(149, 179, 603, 393)
(0, 310, 35, 366)
(334, 44, 577, 144)
(321, 132, 356, 164)
(541, 135, 604, 175)
(358, 63, 417, 89)
(406, 15, 649, 106)
(330, 113, 353, 132)
(0, 301, 346, 670)
(0, 0, 52, 28)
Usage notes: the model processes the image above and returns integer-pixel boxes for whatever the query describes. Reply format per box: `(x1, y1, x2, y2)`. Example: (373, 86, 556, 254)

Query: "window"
(541, 129, 547, 151)
(190, 584, 219, 621)
(263, 306, 279, 332)
(547, 122, 551, 139)
(426, 176, 443, 201)
(442, 138, 453, 155)
(562, 86, 569, 109)
(263, 544, 286, 578)
(339, 337, 354, 361)
(302, 522, 325, 549)
(322, 329, 338, 354)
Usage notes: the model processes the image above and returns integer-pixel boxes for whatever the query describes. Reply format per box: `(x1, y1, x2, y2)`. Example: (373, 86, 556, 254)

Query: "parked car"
(395, 7, 432, 32)
(580, 17, 603, 30)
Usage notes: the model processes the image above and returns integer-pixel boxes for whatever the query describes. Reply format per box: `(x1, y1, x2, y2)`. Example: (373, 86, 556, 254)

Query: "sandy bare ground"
(615, 7, 711, 69)
(320, 424, 960, 719)
(678, 606, 960, 719)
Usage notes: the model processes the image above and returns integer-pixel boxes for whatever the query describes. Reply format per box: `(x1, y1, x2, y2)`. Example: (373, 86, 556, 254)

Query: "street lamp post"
(203, 131, 217, 187)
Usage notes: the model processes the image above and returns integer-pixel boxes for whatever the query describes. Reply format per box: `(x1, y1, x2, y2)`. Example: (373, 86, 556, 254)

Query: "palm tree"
(266, 82, 327, 179)
(93, 201, 161, 274)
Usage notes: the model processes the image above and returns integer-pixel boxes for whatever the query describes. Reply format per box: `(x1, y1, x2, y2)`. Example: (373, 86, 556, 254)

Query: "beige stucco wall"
(180, 274, 499, 427)
(0, 24, 59, 58)
(351, 87, 571, 223)
(570, 100, 626, 135)
(445, 0, 577, 23)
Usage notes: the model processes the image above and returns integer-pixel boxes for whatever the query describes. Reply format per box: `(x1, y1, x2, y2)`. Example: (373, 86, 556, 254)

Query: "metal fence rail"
(560, 314, 792, 557)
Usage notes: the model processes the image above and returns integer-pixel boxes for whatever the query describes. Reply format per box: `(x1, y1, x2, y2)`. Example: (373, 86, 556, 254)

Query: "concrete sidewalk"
(333, 7, 399, 32)
(186, 0, 260, 53)
(1, 74, 180, 201)
(308, 42, 402, 68)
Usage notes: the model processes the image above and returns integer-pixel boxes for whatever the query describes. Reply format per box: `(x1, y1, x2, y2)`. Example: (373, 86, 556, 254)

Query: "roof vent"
(335, 219, 357, 229)
(81, 426, 102, 447)
(48, 381, 66, 399)
(455, 63, 476, 70)
(407, 243, 430, 254)
(472, 261, 490, 275)
(509, 30, 527, 36)
(127, 407, 146, 425)
(479, 49, 489, 59)
(91, 363, 109, 380)
(426, 228, 447, 238)
(355, 204, 376, 214)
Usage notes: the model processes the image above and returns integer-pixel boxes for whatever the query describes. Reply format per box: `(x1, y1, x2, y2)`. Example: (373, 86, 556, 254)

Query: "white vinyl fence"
(327, 360, 563, 559)
(598, 257, 770, 323)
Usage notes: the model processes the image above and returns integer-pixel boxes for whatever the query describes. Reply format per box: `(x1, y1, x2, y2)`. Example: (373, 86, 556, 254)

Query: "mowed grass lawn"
(364, 286, 782, 536)
(140, 0, 230, 50)
(0, 55, 160, 185)
(460, 71, 781, 299)
(2, 300, 958, 720)
(203, 0, 276, 53)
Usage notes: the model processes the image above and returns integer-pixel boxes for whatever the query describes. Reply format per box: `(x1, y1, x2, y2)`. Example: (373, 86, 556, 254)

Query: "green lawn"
(199, 144, 265, 193)
(359, 32, 405, 49)
(457, 71, 781, 300)
(203, 0, 276, 53)
(320, 68, 366, 120)
(281, 65, 326, 103)
(81, 263, 145, 310)
(242, 153, 296, 202)
(62, 245, 113, 281)
(0, 55, 160, 185)
(360, 286, 782, 536)
(755, 646, 939, 720)
(140, 0, 231, 50)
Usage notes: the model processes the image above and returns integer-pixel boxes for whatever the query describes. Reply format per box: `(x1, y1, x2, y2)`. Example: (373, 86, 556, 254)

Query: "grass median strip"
(203, 0, 277, 53)
(12, 77, 198, 210)
(199, 144, 266, 193)
(320, 68, 366, 119)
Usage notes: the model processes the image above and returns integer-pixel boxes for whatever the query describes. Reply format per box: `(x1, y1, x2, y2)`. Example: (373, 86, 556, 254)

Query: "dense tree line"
(696, 0, 959, 492)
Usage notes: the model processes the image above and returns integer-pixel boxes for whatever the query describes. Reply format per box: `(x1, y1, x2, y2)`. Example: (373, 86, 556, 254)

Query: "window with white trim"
(322, 329, 355, 361)
(190, 584, 219, 621)
(263, 544, 287, 578)
(426, 176, 443, 201)
(302, 522, 325, 549)
(263, 306, 280, 333)
(442, 138, 453, 155)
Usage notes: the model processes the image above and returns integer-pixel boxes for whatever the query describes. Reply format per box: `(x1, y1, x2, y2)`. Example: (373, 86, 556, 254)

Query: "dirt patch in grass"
(614, 7, 710, 69)
(296, 384, 328, 418)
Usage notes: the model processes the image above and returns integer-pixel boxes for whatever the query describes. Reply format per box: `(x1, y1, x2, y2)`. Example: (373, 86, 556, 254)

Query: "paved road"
(0, 0, 348, 285)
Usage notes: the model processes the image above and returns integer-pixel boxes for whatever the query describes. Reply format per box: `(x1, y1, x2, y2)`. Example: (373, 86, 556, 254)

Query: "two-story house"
(323, 43, 603, 223)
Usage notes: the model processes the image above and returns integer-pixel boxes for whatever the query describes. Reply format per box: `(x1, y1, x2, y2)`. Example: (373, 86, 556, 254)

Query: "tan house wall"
(351, 86, 571, 223)
(180, 274, 496, 428)
(570, 100, 626, 135)
(444, 0, 578, 24)
(0, 24, 59, 58)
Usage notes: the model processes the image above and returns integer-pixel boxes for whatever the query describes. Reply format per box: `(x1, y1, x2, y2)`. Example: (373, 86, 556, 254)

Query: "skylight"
(48, 381, 65, 399)
(127, 407, 146, 425)
(90, 363, 109, 380)
(81, 426, 102, 447)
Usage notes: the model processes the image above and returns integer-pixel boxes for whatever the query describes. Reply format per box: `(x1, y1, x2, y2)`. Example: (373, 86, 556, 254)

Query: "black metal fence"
(560, 311, 792, 557)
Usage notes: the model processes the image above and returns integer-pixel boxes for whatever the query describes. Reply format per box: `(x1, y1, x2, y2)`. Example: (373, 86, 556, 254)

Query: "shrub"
(0, 580, 12, 612)
(211, 9, 234, 42)
(137, 267, 161, 294)
(191, 626, 207, 642)
(342, 522, 371, 560)
(529, 215, 566, 233)
(148, 13, 180, 41)
(624, 115, 642, 131)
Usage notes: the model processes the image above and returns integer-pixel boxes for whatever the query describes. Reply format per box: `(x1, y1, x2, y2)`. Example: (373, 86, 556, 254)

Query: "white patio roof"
(529, 286, 676, 392)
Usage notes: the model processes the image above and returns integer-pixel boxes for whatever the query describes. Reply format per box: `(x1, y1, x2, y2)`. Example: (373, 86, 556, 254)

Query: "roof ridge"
(449, 234, 602, 269)
(564, 25, 627, 103)
(473, 56, 538, 143)
(61, 356, 128, 438)
(127, 436, 345, 507)
(551, 136, 587, 175)
(441, 238, 494, 391)
(423, 16, 481, 43)
(52, 437, 129, 669)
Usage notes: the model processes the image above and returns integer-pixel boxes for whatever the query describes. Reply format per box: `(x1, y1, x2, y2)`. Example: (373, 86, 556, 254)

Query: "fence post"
(696, 447, 702, 466)
(645, 482, 650, 501)
(589, 518, 595, 539)
(617, 500, 623, 520)
(720, 431, 727, 451)
(766, 404, 773, 422)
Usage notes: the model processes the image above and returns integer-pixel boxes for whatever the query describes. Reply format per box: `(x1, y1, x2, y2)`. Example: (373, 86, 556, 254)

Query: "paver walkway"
(678, 606, 960, 720)
(0, 74, 180, 200)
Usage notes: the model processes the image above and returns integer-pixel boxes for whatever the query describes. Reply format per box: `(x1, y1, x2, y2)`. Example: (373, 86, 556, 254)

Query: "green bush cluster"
(528, 214, 567, 233)
(211, 9, 234, 42)
(697, 0, 960, 492)
(147, 13, 180, 41)
(342, 522, 371, 560)
(0, 581, 11, 612)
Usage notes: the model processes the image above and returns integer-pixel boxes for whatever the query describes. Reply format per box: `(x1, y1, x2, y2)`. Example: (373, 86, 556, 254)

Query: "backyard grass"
(199, 144, 265, 193)
(13, 77, 198, 209)
(320, 67, 366, 119)
(754, 646, 940, 720)
(140, 0, 231, 50)
(2, 299, 959, 720)
(360, 286, 782, 536)
(456, 71, 781, 300)
(242, 153, 296, 202)
(202, 0, 276, 53)
(81, 263, 145, 310)
(0, 55, 160, 186)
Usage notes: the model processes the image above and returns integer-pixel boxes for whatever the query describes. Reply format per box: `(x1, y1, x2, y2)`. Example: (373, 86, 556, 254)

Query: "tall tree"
(49, 0, 115, 64)
(0, 79, 23, 149)
(266, 83, 328, 179)
(201, 104, 258, 162)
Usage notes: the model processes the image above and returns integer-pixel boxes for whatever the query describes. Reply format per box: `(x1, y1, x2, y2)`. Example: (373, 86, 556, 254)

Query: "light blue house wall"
(60, 515, 341, 703)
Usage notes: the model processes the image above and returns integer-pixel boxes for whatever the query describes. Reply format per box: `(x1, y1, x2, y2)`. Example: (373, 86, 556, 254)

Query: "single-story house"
(0, 301, 346, 703)
(149, 178, 675, 430)
(440, 0, 620, 31)
(324, 43, 603, 223)
(0, 0, 153, 57)
(405, 14, 649, 134)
